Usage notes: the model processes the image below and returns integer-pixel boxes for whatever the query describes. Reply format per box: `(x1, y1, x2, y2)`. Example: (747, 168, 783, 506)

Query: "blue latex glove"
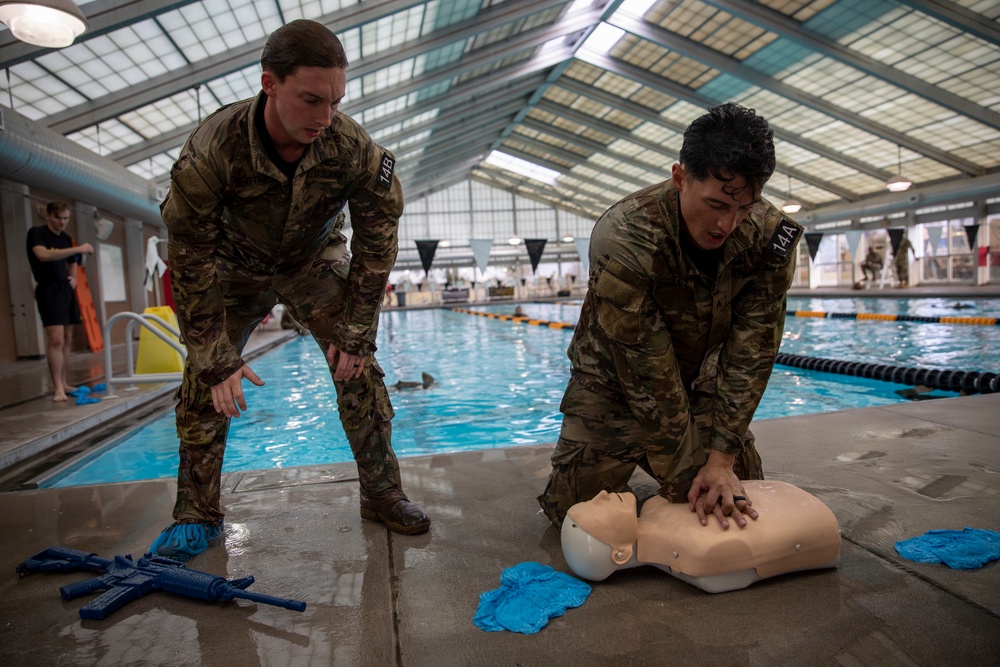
(474, 562, 590, 634)
(67, 386, 90, 398)
(150, 522, 224, 562)
(75, 396, 101, 405)
(91, 383, 107, 392)
(895, 527, 1000, 569)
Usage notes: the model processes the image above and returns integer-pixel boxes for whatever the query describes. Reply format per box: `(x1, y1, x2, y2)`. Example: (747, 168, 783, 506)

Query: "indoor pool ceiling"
(1, 0, 998, 225)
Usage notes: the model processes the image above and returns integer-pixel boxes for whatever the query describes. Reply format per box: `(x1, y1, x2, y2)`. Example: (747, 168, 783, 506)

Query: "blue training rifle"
(16, 545, 306, 620)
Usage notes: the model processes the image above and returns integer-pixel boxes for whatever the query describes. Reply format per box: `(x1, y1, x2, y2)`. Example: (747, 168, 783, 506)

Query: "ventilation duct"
(0, 104, 163, 225)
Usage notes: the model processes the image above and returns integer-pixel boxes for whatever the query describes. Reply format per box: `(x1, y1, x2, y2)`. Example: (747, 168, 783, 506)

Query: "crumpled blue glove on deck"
(895, 527, 1000, 570)
(150, 522, 224, 562)
(474, 561, 591, 634)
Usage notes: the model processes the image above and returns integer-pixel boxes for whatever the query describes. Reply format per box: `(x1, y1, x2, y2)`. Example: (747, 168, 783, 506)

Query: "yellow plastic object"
(135, 306, 184, 374)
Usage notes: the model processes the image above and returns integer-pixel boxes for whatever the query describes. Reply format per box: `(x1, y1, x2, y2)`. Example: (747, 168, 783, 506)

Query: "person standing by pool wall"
(155, 19, 430, 560)
(894, 232, 915, 287)
(26, 201, 95, 402)
(538, 102, 803, 530)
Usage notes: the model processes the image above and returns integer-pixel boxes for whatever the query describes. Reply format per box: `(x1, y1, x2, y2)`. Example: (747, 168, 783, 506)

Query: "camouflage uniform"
(161, 92, 404, 526)
(538, 180, 802, 526)
(894, 236, 913, 285)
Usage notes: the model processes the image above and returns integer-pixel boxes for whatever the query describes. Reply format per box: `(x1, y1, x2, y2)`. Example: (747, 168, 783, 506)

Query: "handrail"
(102, 312, 187, 398)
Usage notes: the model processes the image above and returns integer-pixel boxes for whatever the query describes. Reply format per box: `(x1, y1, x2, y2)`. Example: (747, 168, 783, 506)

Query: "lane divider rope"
(448, 307, 996, 394)
(789, 310, 998, 326)
(775, 352, 999, 394)
(448, 307, 575, 330)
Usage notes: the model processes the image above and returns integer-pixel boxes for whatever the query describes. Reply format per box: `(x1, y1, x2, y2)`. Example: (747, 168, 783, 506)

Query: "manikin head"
(672, 103, 775, 251)
(561, 490, 640, 581)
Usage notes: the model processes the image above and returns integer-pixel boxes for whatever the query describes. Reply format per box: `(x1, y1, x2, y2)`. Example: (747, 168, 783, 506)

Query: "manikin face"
(671, 163, 758, 251)
(261, 66, 347, 148)
(45, 208, 70, 235)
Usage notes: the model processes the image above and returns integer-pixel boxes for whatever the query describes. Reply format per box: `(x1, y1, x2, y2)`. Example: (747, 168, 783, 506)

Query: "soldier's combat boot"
(360, 489, 431, 535)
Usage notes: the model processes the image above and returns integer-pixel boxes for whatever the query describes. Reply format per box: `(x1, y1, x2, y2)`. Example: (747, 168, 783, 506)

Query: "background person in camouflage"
(155, 20, 429, 560)
(538, 103, 803, 531)
(894, 232, 915, 287)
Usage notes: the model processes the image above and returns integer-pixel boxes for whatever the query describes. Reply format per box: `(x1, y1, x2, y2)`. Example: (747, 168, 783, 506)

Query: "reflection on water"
(46, 298, 999, 487)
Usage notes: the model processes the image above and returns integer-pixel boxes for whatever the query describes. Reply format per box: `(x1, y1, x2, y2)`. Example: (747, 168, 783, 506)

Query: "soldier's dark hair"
(678, 102, 775, 199)
(46, 201, 70, 216)
(261, 19, 349, 82)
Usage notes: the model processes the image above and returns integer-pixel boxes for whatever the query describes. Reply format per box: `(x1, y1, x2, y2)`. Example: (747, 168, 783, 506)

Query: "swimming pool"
(42, 297, 1000, 488)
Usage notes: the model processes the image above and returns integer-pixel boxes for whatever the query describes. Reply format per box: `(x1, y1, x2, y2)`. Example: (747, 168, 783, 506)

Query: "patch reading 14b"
(377, 152, 395, 190)
(767, 218, 802, 259)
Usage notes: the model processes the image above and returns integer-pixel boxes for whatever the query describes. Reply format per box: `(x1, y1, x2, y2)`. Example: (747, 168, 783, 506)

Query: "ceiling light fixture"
(781, 175, 802, 214)
(0, 0, 88, 48)
(886, 145, 912, 192)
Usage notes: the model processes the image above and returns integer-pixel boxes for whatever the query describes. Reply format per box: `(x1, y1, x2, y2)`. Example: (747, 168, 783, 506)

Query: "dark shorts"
(35, 281, 81, 327)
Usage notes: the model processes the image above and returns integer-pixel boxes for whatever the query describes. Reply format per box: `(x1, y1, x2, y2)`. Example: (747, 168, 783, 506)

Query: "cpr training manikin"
(561, 480, 841, 593)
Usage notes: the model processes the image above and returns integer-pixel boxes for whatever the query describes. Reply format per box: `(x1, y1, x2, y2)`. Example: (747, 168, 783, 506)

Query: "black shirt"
(254, 93, 301, 180)
(26, 226, 78, 285)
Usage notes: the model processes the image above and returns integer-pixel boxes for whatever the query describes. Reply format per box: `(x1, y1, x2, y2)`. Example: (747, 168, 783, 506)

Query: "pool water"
(43, 297, 1000, 488)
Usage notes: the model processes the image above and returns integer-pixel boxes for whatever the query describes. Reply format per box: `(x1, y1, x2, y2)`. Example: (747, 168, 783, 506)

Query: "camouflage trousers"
(172, 245, 401, 525)
(537, 378, 763, 527)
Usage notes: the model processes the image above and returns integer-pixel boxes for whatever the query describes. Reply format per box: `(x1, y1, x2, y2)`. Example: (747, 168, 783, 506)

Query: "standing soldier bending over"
(155, 20, 429, 560)
(538, 103, 803, 531)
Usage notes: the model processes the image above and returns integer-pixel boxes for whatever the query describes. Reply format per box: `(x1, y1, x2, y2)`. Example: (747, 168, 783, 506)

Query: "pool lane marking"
(788, 310, 998, 326)
(449, 308, 576, 330)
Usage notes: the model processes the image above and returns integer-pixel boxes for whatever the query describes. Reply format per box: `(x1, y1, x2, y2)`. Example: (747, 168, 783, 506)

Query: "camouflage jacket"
(566, 180, 802, 456)
(161, 92, 402, 386)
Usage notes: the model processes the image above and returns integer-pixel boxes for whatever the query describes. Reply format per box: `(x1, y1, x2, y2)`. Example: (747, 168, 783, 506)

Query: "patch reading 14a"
(376, 152, 395, 190)
(767, 218, 802, 258)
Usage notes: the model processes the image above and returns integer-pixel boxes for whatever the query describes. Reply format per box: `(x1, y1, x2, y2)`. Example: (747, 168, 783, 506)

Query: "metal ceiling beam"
(364, 73, 546, 135)
(42, 0, 528, 134)
(342, 9, 600, 115)
(697, 1, 1000, 129)
(501, 138, 643, 196)
(581, 50, 984, 178)
(401, 155, 485, 198)
(470, 164, 610, 216)
(532, 98, 857, 202)
(394, 117, 513, 167)
(347, 0, 571, 81)
(470, 168, 610, 218)
(108, 121, 194, 165)
(376, 98, 527, 151)
(115, 68, 546, 172)
(894, 0, 1000, 47)
(554, 76, 893, 183)
(800, 171, 1000, 226)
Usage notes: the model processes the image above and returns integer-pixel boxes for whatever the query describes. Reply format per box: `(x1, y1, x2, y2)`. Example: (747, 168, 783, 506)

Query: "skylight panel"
(767, 104, 834, 135)
(658, 100, 709, 126)
(627, 86, 677, 111)
(630, 121, 678, 144)
(67, 119, 144, 156)
(403, 109, 440, 129)
(592, 70, 642, 98)
(579, 23, 626, 57)
(484, 151, 561, 186)
(602, 109, 643, 131)
(127, 151, 180, 181)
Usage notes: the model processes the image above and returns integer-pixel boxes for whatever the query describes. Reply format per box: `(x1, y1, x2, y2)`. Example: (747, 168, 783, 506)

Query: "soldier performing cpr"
(538, 103, 803, 531)
(154, 20, 429, 560)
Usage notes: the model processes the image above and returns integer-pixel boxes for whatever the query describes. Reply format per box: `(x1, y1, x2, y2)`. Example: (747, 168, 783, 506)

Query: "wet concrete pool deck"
(1, 392, 998, 666)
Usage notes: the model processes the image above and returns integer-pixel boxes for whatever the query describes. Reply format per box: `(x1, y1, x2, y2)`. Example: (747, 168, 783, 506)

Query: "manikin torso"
(561, 480, 841, 593)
